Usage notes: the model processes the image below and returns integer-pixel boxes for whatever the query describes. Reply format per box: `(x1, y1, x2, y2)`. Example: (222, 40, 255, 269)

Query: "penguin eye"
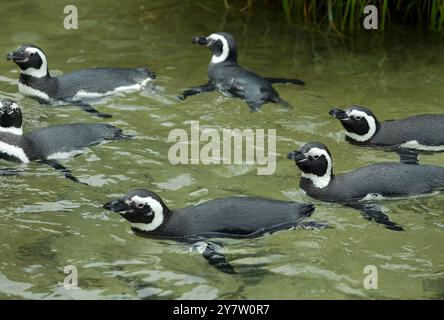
(313, 155, 320, 160)
(354, 116, 362, 120)
(29, 52, 35, 57)
(136, 203, 145, 209)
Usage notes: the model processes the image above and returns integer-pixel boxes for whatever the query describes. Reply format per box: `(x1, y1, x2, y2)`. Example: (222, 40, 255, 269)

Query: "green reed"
(224, 0, 444, 33)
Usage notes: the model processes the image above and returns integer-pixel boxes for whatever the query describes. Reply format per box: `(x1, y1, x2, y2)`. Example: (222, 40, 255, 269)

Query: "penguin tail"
(104, 126, 133, 141)
(136, 67, 156, 81)
(112, 129, 133, 141)
(301, 203, 315, 217)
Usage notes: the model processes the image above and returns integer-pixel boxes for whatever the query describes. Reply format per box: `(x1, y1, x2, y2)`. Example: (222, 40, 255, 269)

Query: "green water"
(0, 0, 443, 299)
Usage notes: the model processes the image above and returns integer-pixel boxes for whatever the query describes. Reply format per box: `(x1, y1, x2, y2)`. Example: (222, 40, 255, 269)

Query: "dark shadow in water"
(0, 167, 23, 176)
(423, 275, 444, 299)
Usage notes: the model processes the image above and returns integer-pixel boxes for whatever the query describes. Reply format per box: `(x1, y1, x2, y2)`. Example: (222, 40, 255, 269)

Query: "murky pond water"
(0, 0, 443, 299)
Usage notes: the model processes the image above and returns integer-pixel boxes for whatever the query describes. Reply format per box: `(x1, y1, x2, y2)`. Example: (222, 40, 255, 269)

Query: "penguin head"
(192, 32, 237, 64)
(104, 189, 171, 233)
(287, 142, 333, 189)
(329, 106, 379, 143)
(0, 100, 23, 135)
(6, 45, 48, 78)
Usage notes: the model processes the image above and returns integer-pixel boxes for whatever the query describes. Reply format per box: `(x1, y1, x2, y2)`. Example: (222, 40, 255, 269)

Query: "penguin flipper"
(189, 241, 236, 274)
(179, 82, 215, 100)
(265, 77, 305, 86)
(246, 101, 262, 112)
(60, 98, 112, 119)
(40, 159, 87, 185)
(347, 203, 404, 231)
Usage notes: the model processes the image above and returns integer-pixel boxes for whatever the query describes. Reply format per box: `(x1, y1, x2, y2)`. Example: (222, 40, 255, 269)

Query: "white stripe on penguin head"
(344, 109, 377, 142)
(208, 34, 230, 64)
(21, 47, 48, 78)
(301, 147, 333, 189)
(128, 195, 164, 232)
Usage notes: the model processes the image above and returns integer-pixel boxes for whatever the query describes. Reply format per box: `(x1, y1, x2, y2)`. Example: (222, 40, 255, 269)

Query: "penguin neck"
(210, 45, 238, 65)
(301, 164, 334, 190)
(129, 208, 173, 235)
(301, 173, 334, 190)
(300, 174, 334, 198)
(0, 126, 23, 136)
(19, 70, 51, 84)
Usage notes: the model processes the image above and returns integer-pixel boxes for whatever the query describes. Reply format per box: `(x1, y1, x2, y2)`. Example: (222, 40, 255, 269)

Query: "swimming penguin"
(104, 189, 323, 274)
(287, 142, 444, 231)
(6, 45, 156, 118)
(0, 99, 129, 183)
(329, 106, 444, 164)
(180, 32, 304, 111)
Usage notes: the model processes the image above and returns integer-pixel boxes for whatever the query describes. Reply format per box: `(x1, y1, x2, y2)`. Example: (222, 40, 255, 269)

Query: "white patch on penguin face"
(20, 47, 48, 78)
(301, 147, 333, 189)
(128, 195, 164, 232)
(208, 34, 229, 64)
(0, 141, 30, 163)
(344, 109, 377, 142)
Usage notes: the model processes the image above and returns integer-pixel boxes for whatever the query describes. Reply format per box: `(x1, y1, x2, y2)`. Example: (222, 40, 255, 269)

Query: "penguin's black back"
(154, 197, 314, 239)
(58, 68, 152, 97)
(303, 163, 444, 202)
(22, 68, 153, 100)
(374, 115, 444, 146)
(209, 62, 279, 104)
(25, 123, 125, 160)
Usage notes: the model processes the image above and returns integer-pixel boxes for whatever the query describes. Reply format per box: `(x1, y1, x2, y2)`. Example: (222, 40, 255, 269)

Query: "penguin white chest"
(18, 82, 50, 101)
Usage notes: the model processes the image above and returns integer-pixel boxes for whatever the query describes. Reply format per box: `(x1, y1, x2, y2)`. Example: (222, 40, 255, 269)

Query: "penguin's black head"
(104, 189, 170, 233)
(6, 45, 48, 78)
(287, 142, 333, 189)
(192, 32, 237, 64)
(0, 100, 23, 135)
(329, 106, 379, 143)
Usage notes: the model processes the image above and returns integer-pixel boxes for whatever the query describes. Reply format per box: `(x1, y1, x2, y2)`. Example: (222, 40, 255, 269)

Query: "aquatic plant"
(223, 0, 444, 33)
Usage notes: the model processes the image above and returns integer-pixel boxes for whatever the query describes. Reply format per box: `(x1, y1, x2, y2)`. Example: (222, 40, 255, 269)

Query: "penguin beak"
(192, 36, 209, 46)
(287, 151, 307, 162)
(103, 199, 129, 213)
(6, 50, 26, 63)
(329, 108, 349, 120)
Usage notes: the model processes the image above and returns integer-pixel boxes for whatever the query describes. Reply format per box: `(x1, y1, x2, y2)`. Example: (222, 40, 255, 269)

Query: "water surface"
(0, 0, 443, 299)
